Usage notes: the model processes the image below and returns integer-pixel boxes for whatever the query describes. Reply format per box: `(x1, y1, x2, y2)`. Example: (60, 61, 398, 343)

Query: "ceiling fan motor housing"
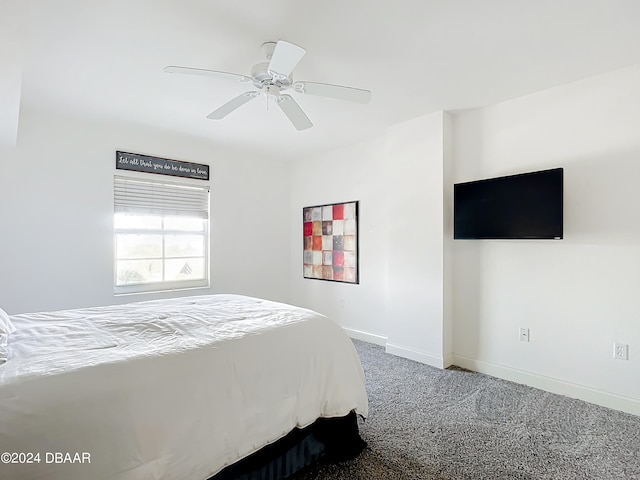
(261, 41, 277, 59)
(262, 85, 281, 98)
(251, 62, 293, 88)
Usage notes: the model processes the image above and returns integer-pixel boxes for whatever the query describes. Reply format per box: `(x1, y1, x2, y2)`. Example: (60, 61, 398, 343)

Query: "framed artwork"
(303, 201, 359, 284)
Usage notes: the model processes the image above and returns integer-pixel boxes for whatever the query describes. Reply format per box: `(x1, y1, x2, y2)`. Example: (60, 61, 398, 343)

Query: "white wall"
(290, 112, 452, 367)
(289, 135, 389, 341)
(384, 113, 449, 366)
(451, 64, 640, 414)
(290, 64, 640, 415)
(0, 107, 291, 314)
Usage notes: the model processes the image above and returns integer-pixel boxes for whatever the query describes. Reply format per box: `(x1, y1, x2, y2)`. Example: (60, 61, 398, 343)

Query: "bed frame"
(211, 411, 365, 479)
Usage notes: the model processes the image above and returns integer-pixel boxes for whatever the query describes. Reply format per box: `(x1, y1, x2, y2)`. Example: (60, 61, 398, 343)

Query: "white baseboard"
(442, 352, 455, 368)
(342, 327, 387, 346)
(343, 330, 451, 370)
(341, 329, 640, 416)
(385, 343, 445, 369)
(453, 354, 640, 417)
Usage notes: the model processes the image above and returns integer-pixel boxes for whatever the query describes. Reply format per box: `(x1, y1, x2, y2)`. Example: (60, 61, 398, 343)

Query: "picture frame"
(303, 201, 359, 284)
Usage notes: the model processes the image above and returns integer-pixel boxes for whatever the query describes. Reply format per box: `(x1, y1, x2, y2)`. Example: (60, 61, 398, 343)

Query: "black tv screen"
(454, 168, 563, 240)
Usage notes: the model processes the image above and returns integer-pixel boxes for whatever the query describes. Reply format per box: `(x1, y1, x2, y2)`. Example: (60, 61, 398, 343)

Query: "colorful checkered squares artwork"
(303, 201, 358, 283)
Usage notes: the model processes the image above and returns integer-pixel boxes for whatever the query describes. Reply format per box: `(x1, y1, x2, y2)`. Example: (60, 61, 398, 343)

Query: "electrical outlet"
(519, 328, 530, 342)
(340, 298, 345, 308)
(613, 342, 629, 360)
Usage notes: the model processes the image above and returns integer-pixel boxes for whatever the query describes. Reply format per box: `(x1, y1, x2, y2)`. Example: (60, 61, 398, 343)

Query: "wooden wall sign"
(116, 151, 209, 180)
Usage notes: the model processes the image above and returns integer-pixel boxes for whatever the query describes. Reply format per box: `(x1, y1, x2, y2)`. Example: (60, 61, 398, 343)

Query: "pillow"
(0, 333, 7, 364)
(0, 307, 16, 335)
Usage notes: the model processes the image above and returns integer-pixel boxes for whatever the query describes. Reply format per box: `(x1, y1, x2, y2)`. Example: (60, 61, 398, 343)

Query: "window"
(114, 176, 210, 294)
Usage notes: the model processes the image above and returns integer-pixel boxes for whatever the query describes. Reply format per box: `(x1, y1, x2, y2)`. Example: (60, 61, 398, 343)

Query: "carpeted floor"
(296, 340, 640, 479)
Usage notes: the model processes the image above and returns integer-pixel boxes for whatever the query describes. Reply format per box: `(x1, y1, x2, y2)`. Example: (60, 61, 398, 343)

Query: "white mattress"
(0, 294, 368, 480)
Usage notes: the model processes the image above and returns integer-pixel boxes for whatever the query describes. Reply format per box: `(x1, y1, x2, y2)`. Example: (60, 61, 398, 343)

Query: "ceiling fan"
(164, 40, 371, 131)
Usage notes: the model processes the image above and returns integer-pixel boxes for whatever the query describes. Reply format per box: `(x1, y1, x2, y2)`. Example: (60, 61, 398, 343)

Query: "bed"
(0, 294, 368, 480)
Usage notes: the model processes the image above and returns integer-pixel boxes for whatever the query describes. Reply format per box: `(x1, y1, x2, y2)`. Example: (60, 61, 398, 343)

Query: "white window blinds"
(114, 176, 209, 218)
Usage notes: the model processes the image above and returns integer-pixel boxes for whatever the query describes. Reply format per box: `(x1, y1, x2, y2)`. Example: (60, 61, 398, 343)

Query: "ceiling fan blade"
(206, 92, 258, 119)
(268, 41, 306, 78)
(277, 94, 313, 131)
(164, 66, 251, 83)
(294, 81, 371, 104)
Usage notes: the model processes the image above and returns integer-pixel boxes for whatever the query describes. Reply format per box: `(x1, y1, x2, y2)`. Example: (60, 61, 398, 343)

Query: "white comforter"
(0, 294, 368, 480)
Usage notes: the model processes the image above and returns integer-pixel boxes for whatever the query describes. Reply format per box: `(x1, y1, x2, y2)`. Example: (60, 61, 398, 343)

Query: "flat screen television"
(454, 168, 563, 240)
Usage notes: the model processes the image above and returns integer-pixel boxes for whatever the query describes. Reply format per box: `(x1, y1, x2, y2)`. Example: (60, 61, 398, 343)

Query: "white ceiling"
(9, 0, 640, 160)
